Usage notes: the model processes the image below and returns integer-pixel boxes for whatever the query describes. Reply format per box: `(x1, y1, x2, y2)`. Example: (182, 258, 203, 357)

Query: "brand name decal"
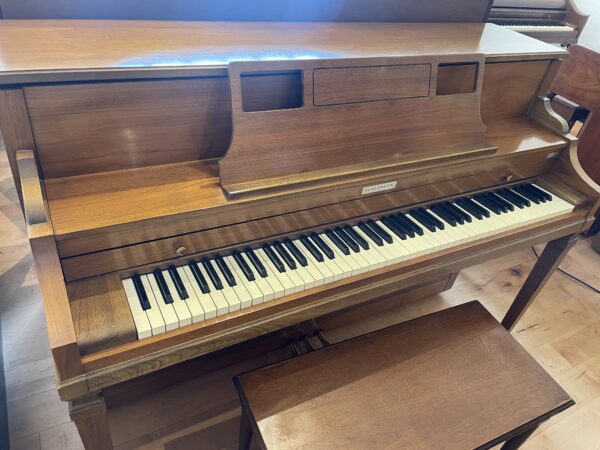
(361, 181, 397, 195)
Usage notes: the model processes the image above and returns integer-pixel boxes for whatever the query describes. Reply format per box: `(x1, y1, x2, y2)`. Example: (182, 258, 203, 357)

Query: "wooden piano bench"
(234, 301, 573, 450)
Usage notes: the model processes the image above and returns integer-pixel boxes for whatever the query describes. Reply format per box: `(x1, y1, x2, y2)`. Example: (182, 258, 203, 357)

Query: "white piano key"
(140, 275, 166, 335)
(147, 274, 179, 332)
(320, 233, 358, 277)
(224, 255, 253, 309)
(256, 248, 296, 296)
(162, 269, 192, 327)
(292, 239, 327, 286)
(227, 255, 263, 307)
(181, 266, 215, 320)
(196, 263, 230, 316)
(122, 278, 152, 339)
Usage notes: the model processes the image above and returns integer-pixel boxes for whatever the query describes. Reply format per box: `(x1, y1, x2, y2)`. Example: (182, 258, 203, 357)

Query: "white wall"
(575, 0, 600, 52)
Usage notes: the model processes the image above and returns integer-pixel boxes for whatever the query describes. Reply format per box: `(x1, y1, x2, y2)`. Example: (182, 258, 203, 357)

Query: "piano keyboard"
(123, 183, 574, 339)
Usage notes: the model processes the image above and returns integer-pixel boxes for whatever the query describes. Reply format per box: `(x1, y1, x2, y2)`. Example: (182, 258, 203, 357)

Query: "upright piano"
(1, 18, 599, 449)
(488, 0, 589, 46)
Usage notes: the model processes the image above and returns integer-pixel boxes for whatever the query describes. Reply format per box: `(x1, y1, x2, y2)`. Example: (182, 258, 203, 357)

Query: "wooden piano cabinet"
(1, 20, 600, 450)
(551, 45, 600, 201)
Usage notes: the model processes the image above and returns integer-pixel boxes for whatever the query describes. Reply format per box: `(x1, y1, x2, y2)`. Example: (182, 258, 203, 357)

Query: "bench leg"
(501, 234, 577, 331)
(500, 425, 539, 450)
(239, 409, 253, 450)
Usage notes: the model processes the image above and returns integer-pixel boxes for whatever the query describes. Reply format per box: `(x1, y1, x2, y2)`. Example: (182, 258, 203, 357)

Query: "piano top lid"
(0, 20, 566, 84)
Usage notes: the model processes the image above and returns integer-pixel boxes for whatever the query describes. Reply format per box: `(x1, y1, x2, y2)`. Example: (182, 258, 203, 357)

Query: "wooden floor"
(1, 142, 600, 449)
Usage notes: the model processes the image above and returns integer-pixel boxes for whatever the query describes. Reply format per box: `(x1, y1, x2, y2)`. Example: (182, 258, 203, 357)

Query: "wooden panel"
(0, 22, 565, 85)
(220, 55, 487, 193)
(68, 274, 137, 355)
(15, 149, 84, 381)
(24, 78, 232, 178)
(552, 45, 600, 186)
(60, 150, 558, 282)
(0, 0, 494, 22)
(0, 89, 36, 206)
(237, 301, 572, 450)
(313, 64, 431, 106)
(481, 60, 551, 122)
(241, 71, 303, 112)
(48, 121, 565, 258)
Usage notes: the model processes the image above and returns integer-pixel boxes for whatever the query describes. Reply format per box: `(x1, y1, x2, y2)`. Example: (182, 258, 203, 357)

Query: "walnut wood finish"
(552, 45, 600, 187)
(220, 54, 488, 196)
(235, 301, 573, 450)
(15, 150, 83, 381)
(0, 20, 597, 450)
(0, 0, 494, 22)
(69, 393, 112, 450)
(502, 234, 577, 330)
(57, 210, 588, 402)
(0, 22, 565, 85)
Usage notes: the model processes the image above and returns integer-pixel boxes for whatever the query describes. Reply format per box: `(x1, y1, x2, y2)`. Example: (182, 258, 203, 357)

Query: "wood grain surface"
(236, 301, 573, 450)
(0, 0, 494, 22)
(0, 22, 565, 85)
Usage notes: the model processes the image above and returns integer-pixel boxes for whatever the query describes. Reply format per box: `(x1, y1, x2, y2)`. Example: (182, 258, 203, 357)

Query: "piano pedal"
(310, 319, 331, 347)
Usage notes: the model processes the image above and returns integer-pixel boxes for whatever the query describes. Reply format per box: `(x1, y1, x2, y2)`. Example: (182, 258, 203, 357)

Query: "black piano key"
(334, 227, 360, 252)
(473, 194, 502, 215)
(202, 258, 223, 290)
(446, 202, 472, 223)
(488, 192, 514, 211)
(300, 235, 324, 262)
(132, 274, 151, 310)
(439, 203, 465, 225)
(418, 208, 445, 230)
(366, 219, 393, 243)
(455, 198, 484, 220)
(430, 204, 458, 226)
(245, 247, 268, 278)
(215, 254, 236, 287)
(501, 188, 530, 208)
(189, 260, 210, 294)
(167, 265, 189, 299)
(273, 240, 297, 270)
(326, 229, 350, 255)
(263, 243, 286, 272)
(461, 198, 490, 218)
(233, 251, 255, 282)
(526, 183, 552, 201)
(284, 239, 308, 267)
(397, 212, 424, 235)
(397, 213, 425, 236)
(389, 215, 414, 237)
(475, 193, 504, 213)
(512, 185, 542, 204)
(344, 225, 370, 250)
(496, 189, 526, 209)
(358, 221, 383, 246)
(310, 232, 336, 259)
(381, 216, 407, 239)
(153, 269, 173, 304)
(409, 210, 437, 232)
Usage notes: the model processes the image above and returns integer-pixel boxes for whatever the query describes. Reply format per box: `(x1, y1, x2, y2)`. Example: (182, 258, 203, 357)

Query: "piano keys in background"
(488, 0, 589, 46)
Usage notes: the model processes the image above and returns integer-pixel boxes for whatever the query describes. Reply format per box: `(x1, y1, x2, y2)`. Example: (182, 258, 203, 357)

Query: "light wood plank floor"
(1, 142, 599, 449)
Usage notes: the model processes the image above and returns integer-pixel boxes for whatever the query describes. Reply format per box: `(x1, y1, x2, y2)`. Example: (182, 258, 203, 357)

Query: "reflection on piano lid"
(488, 0, 589, 46)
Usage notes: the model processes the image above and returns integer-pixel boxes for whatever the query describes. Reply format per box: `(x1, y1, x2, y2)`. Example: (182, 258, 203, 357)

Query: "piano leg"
(69, 392, 113, 450)
(501, 234, 578, 331)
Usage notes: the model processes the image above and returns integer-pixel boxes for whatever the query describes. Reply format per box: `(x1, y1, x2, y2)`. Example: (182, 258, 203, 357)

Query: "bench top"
(235, 301, 573, 450)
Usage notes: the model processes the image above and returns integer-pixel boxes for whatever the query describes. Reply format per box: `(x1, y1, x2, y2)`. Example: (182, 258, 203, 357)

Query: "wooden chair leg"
(500, 425, 539, 450)
(69, 392, 113, 450)
(501, 234, 577, 331)
(238, 409, 253, 450)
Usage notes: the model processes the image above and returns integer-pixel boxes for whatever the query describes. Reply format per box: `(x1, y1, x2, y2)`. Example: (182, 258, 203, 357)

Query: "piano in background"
(1, 13, 599, 450)
(488, 0, 589, 45)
